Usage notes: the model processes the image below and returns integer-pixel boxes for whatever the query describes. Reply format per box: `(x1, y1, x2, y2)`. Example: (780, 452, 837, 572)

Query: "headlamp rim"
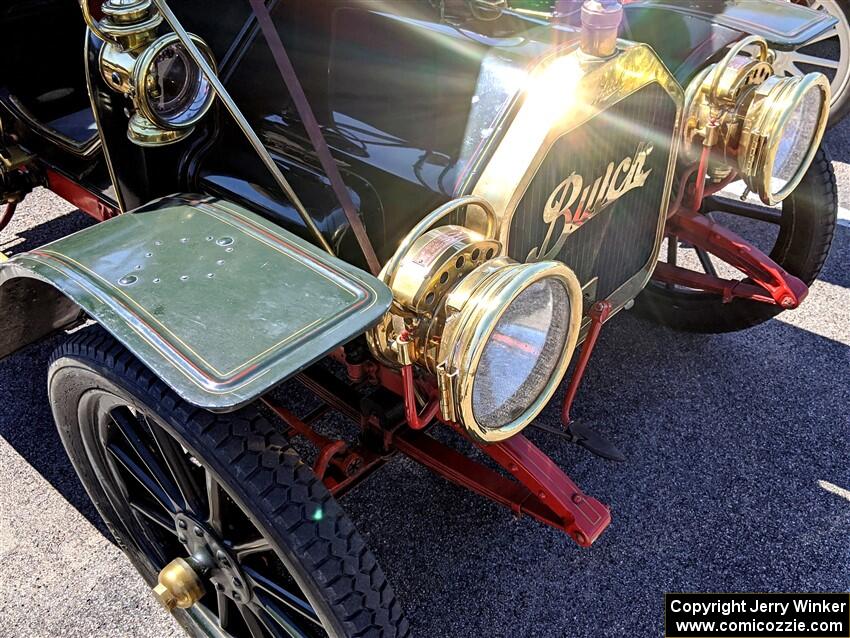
(439, 259, 582, 443)
(133, 32, 217, 130)
(739, 72, 830, 206)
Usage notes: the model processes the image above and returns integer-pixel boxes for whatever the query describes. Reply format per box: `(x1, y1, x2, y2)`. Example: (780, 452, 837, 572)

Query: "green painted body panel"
(2, 195, 391, 410)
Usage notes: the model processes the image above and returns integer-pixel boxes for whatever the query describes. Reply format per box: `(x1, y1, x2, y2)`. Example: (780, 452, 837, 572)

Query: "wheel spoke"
(244, 566, 321, 626)
(128, 500, 178, 535)
(785, 61, 805, 77)
(231, 537, 274, 561)
(695, 247, 718, 278)
(105, 441, 176, 514)
(666, 234, 678, 266)
(110, 407, 182, 510)
(239, 605, 268, 638)
(789, 51, 840, 70)
(257, 604, 309, 638)
(206, 471, 224, 535)
(703, 196, 784, 225)
(144, 415, 205, 515)
(217, 591, 231, 630)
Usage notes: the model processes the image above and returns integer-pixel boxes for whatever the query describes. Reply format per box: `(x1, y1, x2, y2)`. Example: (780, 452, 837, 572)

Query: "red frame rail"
(654, 208, 808, 307)
(561, 301, 612, 427)
(45, 168, 120, 222)
(264, 358, 612, 548)
(394, 428, 610, 547)
(653, 146, 808, 308)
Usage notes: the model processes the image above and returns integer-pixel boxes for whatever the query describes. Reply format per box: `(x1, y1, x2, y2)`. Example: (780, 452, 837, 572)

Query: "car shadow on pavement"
(817, 215, 850, 289)
(0, 334, 110, 536)
(0, 208, 95, 256)
(825, 117, 850, 165)
(0, 209, 106, 534)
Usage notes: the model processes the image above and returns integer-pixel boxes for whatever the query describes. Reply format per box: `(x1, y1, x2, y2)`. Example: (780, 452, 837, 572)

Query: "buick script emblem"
(527, 142, 654, 262)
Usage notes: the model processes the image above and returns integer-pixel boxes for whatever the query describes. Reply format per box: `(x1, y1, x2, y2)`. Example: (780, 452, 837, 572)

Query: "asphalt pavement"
(0, 123, 848, 637)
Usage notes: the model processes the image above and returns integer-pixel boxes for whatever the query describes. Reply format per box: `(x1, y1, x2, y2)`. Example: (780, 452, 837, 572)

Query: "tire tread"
(50, 327, 409, 638)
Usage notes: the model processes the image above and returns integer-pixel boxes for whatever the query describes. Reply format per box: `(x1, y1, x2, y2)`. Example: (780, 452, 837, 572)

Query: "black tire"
(48, 326, 409, 638)
(634, 147, 837, 333)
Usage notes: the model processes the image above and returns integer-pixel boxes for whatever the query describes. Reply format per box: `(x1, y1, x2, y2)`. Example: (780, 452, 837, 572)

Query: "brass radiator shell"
(469, 42, 684, 321)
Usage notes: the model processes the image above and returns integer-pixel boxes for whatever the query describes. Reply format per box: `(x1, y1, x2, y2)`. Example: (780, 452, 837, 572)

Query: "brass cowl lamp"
(79, 0, 216, 146)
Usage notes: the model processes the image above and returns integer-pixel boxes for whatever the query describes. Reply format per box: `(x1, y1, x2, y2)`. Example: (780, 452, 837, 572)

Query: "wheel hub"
(169, 512, 252, 605)
(153, 557, 205, 611)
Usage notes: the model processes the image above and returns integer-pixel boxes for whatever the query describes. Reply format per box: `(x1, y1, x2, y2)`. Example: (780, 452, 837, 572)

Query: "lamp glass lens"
(770, 86, 823, 195)
(147, 43, 212, 127)
(472, 278, 570, 431)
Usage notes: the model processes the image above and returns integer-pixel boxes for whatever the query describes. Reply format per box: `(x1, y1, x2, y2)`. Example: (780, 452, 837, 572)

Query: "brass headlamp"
(80, 0, 216, 146)
(368, 197, 583, 443)
(684, 36, 830, 206)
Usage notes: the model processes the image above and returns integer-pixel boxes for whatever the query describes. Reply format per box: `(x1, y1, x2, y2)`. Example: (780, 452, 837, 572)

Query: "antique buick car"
(0, 0, 839, 636)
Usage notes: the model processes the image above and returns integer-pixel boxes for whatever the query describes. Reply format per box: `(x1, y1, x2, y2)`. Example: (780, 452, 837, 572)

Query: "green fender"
(0, 195, 392, 410)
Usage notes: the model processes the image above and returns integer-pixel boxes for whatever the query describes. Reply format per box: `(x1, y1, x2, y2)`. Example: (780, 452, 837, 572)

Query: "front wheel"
(635, 147, 837, 333)
(48, 327, 408, 638)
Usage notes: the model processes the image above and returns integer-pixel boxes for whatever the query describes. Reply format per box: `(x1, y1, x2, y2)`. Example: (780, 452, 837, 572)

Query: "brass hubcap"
(153, 557, 205, 611)
(85, 401, 325, 634)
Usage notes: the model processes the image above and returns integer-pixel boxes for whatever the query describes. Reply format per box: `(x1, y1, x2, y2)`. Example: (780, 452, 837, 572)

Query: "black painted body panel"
(194, 2, 496, 266)
(67, 0, 834, 264)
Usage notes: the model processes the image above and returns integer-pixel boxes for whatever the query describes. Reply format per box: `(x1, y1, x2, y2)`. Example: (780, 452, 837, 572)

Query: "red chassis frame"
(44, 168, 120, 222)
(1, 164, 120, 233)
(39, 153, 806, 549)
